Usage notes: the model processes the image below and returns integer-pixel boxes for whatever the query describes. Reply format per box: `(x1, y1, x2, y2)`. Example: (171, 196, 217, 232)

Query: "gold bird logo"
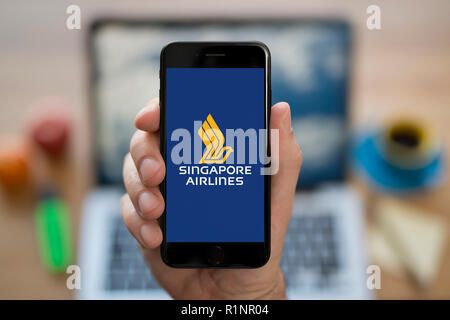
(198, 114, 233, 164)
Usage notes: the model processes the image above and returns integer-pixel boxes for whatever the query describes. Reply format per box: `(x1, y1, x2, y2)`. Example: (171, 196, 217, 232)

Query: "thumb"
(269, 102, 302, 261)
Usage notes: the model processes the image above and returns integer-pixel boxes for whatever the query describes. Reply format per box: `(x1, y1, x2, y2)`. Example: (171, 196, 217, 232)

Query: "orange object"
(0, 143, 29, 190)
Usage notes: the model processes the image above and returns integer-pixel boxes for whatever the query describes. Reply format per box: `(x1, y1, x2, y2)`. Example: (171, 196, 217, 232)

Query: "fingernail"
(138, 191, 157, 215)
(139, 157, 160, 184)
(136, 105, 151, 119)
(281, 103, 291, 128)
(140, 224, 155, 247)
(274, 102, 291, 129)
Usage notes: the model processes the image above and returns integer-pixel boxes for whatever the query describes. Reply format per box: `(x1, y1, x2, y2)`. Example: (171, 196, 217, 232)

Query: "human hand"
(121, 98, 302, 299)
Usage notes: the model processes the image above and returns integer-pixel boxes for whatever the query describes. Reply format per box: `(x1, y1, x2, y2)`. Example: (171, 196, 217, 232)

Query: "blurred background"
(0, 0, 449, 299)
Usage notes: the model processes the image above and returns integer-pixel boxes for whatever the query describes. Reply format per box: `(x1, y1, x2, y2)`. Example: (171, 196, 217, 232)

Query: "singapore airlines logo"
(198, 114, 233, 164)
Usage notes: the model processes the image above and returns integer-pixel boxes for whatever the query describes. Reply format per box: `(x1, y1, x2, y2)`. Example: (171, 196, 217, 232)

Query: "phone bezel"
(160, 42, 271, 268)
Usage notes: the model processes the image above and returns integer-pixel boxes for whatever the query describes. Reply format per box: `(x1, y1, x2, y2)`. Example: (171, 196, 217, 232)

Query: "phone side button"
(207, 245, 224, 265)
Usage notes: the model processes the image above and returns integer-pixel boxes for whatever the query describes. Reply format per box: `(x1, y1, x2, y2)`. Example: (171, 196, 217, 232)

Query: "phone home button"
(207, 246, 224, 265)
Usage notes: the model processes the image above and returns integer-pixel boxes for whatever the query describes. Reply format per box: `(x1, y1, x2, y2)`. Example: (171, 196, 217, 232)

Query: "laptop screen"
(89, 20, 351, 188)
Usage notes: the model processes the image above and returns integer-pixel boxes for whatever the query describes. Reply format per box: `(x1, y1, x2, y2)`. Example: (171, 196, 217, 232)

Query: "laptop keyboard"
(105, 214, 340, 291)
(105, 217, 160, 290)
(281, 215, 340, 289)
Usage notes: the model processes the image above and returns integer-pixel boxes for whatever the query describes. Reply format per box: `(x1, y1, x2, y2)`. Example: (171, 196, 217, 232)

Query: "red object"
(30, 114, 70, 156)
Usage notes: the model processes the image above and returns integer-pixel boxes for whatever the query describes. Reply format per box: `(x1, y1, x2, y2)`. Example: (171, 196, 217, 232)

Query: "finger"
(139, 245, 200, 299)
(121, 194, 162, 249)
(130, 130, 165, 187)
(123, 153, 165, 220)
(269, 102, 302, 260)
(135, 98, 160, 132)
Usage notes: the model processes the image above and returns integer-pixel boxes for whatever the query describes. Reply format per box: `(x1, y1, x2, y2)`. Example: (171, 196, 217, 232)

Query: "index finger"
(134, 98, 160, 132)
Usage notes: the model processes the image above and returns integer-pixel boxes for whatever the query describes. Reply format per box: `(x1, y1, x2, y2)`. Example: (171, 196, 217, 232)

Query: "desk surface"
(0, 0, 449, 299)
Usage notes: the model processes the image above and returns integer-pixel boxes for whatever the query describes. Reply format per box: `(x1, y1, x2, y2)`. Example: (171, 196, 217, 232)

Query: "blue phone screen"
(165, 68, 265, 242)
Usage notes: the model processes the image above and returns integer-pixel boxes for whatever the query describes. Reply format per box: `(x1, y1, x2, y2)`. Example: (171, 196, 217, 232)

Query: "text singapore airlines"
(178, 165, 253, 186)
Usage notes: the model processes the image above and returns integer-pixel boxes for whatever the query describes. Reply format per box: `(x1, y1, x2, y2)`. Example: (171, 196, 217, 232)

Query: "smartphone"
(160, 42, 271, 268)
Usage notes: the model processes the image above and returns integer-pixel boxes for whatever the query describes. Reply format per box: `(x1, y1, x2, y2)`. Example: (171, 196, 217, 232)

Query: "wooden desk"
(0, 0, 449, 299)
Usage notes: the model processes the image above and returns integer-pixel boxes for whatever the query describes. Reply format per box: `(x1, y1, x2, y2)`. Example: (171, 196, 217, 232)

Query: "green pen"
(34, 189, 73, 273)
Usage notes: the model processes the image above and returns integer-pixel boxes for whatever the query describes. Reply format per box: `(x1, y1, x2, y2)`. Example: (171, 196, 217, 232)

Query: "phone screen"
(165, 67, 266, 243)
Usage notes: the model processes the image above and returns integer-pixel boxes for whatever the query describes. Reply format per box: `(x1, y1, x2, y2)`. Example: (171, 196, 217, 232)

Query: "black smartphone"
(160, 42, 271, 268)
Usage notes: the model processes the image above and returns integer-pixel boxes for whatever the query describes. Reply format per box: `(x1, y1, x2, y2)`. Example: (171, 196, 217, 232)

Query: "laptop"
(78, 19, 371, 300)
